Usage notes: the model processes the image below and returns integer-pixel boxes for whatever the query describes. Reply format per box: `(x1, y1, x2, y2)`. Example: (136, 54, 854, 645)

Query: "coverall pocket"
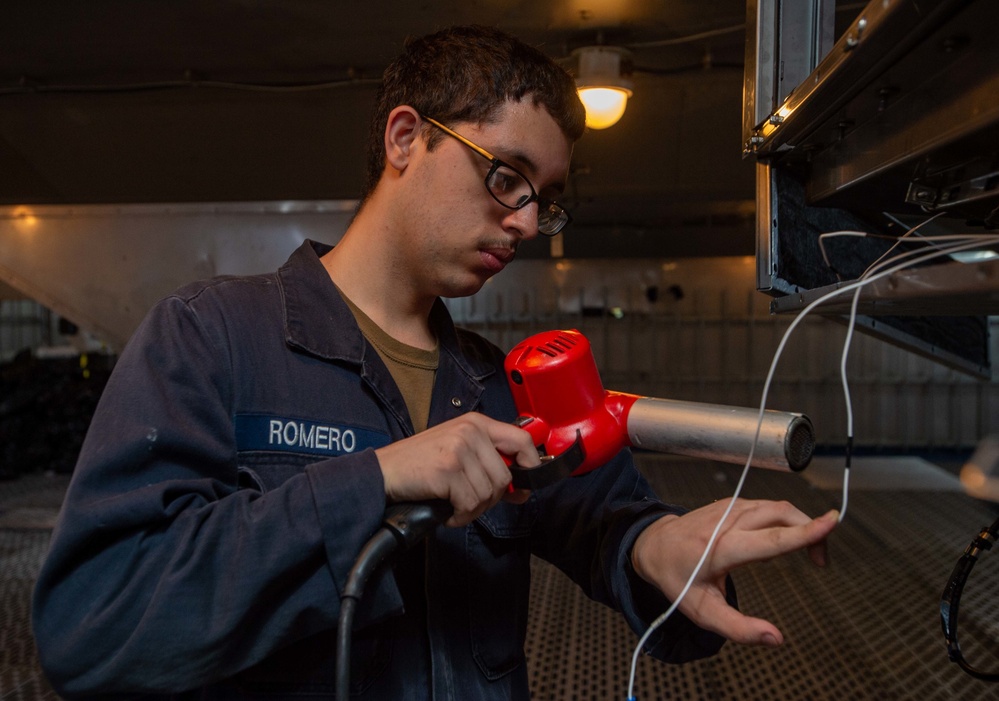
(466, 502, 534, 680)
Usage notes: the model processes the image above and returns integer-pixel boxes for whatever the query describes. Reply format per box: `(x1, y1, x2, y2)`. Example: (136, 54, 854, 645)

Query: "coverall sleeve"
(31, 294, 395, 698)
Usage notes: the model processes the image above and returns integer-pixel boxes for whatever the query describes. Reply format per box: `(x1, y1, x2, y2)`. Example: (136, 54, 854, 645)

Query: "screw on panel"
(845, 17, 868, 50)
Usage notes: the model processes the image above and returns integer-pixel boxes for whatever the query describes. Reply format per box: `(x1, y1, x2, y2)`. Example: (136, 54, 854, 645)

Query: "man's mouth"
(479, 246, 516, 272)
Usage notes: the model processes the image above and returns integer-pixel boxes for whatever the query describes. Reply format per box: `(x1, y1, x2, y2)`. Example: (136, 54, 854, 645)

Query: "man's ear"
(384, 106, 422, 172)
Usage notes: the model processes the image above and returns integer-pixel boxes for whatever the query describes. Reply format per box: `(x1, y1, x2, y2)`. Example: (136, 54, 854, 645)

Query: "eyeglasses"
(421, 115, 572, 236)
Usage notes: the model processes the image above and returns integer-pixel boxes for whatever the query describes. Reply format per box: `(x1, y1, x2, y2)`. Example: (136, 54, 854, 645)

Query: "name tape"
(235, 414, 391, 457)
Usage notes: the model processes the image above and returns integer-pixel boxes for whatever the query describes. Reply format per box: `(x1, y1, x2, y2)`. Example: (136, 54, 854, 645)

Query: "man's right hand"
(374, 413, 540, 527)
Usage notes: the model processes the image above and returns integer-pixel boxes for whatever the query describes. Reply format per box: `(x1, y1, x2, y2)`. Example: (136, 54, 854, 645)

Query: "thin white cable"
(837, 276, 863, 523)
(625, 233, 999, 700)
(817, 230, 870, 276)
(832, 217, 950, 521)
(627, 276, 859, 699)
(835, 228, 997, 522)
(858, 212, 949, 278)
(815, 212, 964, 278)
(863, 234, 994, 279)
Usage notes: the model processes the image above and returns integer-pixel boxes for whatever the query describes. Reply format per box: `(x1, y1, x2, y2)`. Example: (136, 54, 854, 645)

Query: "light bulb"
(578, 87, 630, 129)
(572, 46, 634, 130)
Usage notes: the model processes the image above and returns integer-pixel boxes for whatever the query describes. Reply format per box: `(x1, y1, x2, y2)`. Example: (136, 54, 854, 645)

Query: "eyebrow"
(504, 149, 539, 175)
(501, 148, 566, 195)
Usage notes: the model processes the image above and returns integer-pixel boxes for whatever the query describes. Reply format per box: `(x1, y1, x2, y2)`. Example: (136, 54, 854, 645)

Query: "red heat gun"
(504, 329, 815, 491)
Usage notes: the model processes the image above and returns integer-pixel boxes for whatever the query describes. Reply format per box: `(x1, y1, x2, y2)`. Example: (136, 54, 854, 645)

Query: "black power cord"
(335, 501, 452, 701)
(940, 515, 999, 682)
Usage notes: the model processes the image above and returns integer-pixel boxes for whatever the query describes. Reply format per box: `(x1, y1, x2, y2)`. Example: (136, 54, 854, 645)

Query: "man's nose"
(504, 202, 539, 240)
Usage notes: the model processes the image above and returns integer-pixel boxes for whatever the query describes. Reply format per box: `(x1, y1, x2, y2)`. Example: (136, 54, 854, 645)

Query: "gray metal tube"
(627, 397, 814, 472)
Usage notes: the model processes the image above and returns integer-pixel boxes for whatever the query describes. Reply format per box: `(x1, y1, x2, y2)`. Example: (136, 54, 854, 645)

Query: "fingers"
(719, 503, 838, 569)
(375, 413, 539, 526)
(482, 419, 541, 470)
(451, 432, 512, 520)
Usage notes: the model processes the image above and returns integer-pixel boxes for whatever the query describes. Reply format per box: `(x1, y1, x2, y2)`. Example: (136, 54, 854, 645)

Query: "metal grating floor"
(526, 455, 999, 700)
(0, 473, 64, 701)
(3, 456, 999, 700)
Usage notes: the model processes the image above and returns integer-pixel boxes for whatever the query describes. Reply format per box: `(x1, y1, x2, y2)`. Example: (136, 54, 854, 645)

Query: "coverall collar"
(278, 239, 496, 382)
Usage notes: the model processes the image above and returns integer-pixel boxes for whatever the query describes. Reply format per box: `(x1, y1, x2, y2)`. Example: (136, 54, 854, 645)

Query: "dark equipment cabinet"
(743, 0, 999, 378)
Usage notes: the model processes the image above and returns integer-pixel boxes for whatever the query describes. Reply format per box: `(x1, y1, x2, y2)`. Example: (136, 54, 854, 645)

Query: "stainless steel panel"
(803, 0, 999, 211)
(0, 201, 355, 351)
(742, 0, 835, 154)
(769, 258, 999, 318)
(745, 0, 970, 157)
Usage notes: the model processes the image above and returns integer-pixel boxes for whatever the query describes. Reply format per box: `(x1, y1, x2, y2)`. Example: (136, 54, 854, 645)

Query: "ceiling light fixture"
(572, 46, 634, 130)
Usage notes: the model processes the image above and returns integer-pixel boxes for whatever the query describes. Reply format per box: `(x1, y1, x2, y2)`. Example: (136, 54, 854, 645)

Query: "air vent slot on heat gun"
(535, 334, 578, 357)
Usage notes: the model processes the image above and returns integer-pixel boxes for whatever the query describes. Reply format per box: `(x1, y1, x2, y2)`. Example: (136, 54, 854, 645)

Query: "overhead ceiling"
(0, 1, 861, 258)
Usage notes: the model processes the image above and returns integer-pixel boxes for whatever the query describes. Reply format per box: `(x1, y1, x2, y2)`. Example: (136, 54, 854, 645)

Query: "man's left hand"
(631, 499, 838, 647)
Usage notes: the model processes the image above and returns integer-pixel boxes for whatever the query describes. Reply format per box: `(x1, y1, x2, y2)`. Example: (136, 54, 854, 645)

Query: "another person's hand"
(631, 499, 838, 647)
(375, 413, 538, 527)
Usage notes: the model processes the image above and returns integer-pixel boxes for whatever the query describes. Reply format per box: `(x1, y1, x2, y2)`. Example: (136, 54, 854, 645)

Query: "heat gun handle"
(627, 397, 815, 472)
(507, 430, 586, 490)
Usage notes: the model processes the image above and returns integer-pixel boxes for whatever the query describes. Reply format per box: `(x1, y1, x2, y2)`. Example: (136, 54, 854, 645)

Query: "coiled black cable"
(940, 515, 999, 682)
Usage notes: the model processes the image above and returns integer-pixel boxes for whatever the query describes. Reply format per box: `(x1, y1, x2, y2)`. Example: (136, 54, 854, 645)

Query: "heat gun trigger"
(505, 419, 586, 492)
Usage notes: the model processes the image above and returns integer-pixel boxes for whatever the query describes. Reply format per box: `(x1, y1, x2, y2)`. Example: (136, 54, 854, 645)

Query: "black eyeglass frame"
(420, 115, 572, 236)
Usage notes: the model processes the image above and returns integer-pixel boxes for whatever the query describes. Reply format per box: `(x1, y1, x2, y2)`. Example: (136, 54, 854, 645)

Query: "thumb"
(683, 589, 784, 648)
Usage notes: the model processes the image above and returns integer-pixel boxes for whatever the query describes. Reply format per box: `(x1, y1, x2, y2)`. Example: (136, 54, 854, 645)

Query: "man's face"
(396, 99, 573, 300)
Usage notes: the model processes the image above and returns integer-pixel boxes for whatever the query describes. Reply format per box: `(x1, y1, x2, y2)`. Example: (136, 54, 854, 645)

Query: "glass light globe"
(578, 87, 630, 129)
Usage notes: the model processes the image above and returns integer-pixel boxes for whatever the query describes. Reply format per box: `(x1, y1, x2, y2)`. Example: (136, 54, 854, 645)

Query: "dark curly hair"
(360, 25, 585, 203)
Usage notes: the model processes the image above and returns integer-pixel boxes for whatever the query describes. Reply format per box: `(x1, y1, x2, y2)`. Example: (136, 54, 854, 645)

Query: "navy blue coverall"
(32, 240, 727, 700)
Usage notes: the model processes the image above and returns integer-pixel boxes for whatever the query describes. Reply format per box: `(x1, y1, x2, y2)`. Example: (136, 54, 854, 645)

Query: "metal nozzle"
(627, 397, 814, 472)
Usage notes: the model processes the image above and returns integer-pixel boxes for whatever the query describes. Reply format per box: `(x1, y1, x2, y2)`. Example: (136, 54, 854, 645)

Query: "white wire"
(817, 230, 869, 273)
(861, 236, 975, 277)
(625, 231, 999, 700)
(858, 211, 949, 279)
(627, 277, 854, 699)
(833, 217, 948, 520)
(815, 211, 961, 278)
(837, 274, 863, 523)
(831, 223, 991, 522)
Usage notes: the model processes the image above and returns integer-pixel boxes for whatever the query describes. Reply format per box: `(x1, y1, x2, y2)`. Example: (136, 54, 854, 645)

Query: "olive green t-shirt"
(338, 290, 439, 433)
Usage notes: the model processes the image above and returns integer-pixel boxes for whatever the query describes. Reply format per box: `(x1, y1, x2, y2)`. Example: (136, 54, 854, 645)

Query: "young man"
(33, 25, 836, 700)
